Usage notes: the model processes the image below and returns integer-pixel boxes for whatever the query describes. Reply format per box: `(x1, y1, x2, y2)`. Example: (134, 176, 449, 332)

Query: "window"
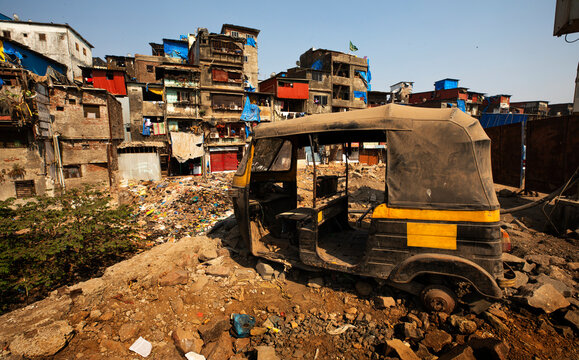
(2, 30, 10, 39)
(15, 180, 35, 198)
(68, 99, 76, 105)
(244, 56, 248, 63)
(146, 65, 154, 73)
(63, 165, 81, 179)
(75, 43, 79, 51)
(314, 95, 328, 106)
(176, 91, 191, 102)
(83, 105, 100, 118)
(56, 106, 64, 111)
(312, 72, 323, 81)
(251, 139, 292, 172)
(59, 33, 65, 41)
(0, 128, 29, 148)
(83, 48, 86, 56)
(231, 31, 239, 38)
(332, 62, 350, 77)
(211, 94, 243, 110)
(106, 71, 114, 80)
(38, 33, 46, 41)
(23, 33, 28, 38)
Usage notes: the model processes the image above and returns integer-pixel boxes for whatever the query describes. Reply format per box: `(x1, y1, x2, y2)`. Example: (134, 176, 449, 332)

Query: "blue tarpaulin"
(311, 59, 323, 70)
(457, 99, 466, 112)
(246, 37, 257, 47)
(1, 40, 66, 76)
(353, 91, 367, 104)
(479, 113, 528, 129)
(240, 97, 261, 122)
(163, 39, 188, 60)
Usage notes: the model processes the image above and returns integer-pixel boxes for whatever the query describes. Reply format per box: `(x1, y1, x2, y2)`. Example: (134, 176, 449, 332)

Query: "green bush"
(0, 188, 141, 314)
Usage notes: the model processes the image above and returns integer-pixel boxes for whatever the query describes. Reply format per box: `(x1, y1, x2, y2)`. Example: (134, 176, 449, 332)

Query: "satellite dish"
(13, 14, 20, 21)
(270, 72, 276, 78)
(296, 61, 300, 66)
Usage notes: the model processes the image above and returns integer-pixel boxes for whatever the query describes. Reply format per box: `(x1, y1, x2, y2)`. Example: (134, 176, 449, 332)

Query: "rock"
(385, 339, 420, 360)
(89, 309, 102, 319)
(201, 331, 233, 360)
(438, 345, 476, 360)
(520, 283, 570, 313)
(421, 329, 452, 353)
(468, 337, 509, 360)
(355, 281, 373, 296)
(307, 277, 324, 288)
(513, 271, 528, 288)
(173, 328, 203, 354)
(548, 256, 566, 266)
(250, 327, 267, 336)
(525, 254, 551, 267)
(407, 313, 423, 328)
(535, 274, 574, 297)
(190, 276, 209, 293)
(159, 269, 189, 286)
(483, 312, 509, 333)
(449, 315, 477, 334)
(198, 246, 218, 262)
(101, 339, 127, 353)
(233, 337, 250, 353)
(205, 265, 231, 277)
(522, 262, 535, 273)
(568, 262, 579, 271)
(344, 307, 357, 315)
(198, 316, 231, 343)
(170, 297, 185, 314)
(564, 310, 579, 331)
(486, 306, 508, 321)
(99, 311, 114, 321)
(9, 320, 74, 358)
(256, 261, 275, 280)
(415, 343, 436, 360)
(501, 253, 525, 264)
(396, 322, 424, 341)
(256, 345, 281, 360)
(119, 323, 139, 342)
(375, 296, 396, 309)
(547, 266, 577, 288)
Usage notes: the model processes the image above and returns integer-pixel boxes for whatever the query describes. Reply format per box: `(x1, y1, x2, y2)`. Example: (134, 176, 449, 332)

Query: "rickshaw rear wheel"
(420, 285, 456, 314)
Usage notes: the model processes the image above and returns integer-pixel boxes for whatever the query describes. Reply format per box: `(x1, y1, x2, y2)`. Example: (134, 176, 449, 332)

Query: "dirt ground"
(0, 164, 578, 360)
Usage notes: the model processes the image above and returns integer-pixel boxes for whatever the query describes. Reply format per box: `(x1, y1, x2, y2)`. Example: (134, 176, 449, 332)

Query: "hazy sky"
(2, 0, 578, 103)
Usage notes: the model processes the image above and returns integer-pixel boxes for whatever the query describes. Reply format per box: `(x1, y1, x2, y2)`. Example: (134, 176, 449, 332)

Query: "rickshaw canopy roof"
(252, 104, 499, 211)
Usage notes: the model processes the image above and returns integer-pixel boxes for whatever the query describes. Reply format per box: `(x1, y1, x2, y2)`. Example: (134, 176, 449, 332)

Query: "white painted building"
(0, 20, 93, 80)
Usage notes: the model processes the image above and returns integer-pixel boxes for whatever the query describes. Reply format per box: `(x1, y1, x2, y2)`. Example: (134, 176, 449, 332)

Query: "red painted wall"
(92, 70, 127, 96)
(277, 81, 309, 99)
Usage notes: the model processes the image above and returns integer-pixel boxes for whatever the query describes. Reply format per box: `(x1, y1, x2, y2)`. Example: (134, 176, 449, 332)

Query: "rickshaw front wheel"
(420, 285, 457, 314)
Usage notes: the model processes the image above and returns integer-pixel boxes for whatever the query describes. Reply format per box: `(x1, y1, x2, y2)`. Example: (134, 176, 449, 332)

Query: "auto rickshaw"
(230, 104, 507, 313)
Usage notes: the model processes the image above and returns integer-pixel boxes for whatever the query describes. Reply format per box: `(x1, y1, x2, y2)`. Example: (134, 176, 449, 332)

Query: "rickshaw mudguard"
(388, 253, 503, 299)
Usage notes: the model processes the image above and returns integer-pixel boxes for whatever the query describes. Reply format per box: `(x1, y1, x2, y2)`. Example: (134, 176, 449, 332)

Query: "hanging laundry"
(152, 122, 167, 135)
(142, 118, 152, 136)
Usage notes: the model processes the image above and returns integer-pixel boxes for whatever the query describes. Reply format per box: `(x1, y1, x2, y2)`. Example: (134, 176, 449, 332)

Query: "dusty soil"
(0, 165, 578, 360)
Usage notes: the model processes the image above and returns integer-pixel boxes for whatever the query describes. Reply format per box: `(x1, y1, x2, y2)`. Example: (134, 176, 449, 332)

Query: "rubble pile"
(124, 175, 234, 244)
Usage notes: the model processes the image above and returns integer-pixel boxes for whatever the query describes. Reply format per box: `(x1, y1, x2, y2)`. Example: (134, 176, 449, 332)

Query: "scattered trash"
(231, 313, 256, 338)
(326, 323, 356, 335)
(129, 337, 152, 357)
(184, 352, 206, 360)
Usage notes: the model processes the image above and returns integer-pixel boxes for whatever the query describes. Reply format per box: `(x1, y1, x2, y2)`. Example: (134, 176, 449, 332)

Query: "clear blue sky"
(3, 0, 578, 103)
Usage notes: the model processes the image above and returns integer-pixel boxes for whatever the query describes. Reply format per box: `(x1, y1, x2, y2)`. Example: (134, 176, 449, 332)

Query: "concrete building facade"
(0, 20, 93, 80)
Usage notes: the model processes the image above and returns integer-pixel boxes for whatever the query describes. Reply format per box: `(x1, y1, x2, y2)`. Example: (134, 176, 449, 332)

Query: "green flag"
(349, 41, 358, 52)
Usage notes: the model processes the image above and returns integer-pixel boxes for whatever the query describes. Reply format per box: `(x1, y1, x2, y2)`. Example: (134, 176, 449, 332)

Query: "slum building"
(0, 35, 71, 199)
(190, 27, 247, 172)
(258, 72, 310, 119)
(0, 18, 93, 81)
(510, 100, 550, 117)
(408, 79, 485, 116)
(48, 85, 124, 188)
(220, 24, 260, 90)
(297, 48, 369, 112)
(284, 66, 332, 116)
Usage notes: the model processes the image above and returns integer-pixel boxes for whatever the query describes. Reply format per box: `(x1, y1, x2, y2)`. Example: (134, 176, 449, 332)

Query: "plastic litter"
(185, 352, 206, 360)
(231, 313, 256, 338)
(129, 336, 152, 357)
(326, 324, 356, 335)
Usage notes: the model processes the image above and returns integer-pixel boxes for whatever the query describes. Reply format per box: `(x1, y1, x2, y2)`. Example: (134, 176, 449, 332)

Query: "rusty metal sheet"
(485, 123, 522, 188)
(526, 115, 579, 193)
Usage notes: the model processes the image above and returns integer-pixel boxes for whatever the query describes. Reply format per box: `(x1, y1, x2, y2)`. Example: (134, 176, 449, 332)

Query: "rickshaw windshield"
(251, 139, 292, 172)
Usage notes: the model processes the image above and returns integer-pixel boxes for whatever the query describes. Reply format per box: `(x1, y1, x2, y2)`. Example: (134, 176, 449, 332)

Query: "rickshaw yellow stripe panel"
(407, 223, 457, 250)
(372, 204, 499, 223)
